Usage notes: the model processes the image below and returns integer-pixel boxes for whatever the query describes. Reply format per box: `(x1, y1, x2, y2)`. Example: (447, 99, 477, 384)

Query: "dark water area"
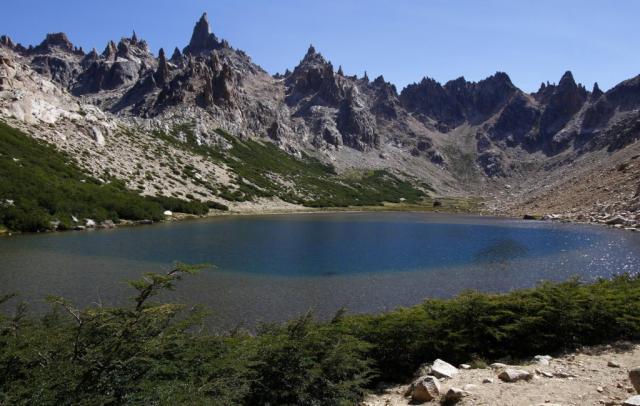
(1, 212, 639, 329)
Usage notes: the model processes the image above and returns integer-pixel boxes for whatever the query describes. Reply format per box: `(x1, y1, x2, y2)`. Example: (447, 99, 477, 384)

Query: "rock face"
(537, 71, 588, 150)
(410, 375, 441, 402)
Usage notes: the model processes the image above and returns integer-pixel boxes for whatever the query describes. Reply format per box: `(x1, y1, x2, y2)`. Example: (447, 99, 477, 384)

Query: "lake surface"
(1, 212, 639, 329)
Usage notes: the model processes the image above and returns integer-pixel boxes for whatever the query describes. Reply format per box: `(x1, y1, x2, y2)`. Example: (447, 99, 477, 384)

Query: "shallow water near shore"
(1, 212, 639, 329)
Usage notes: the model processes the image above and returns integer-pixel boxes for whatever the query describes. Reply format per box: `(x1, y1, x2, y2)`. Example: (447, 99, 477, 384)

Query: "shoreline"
(0, 197, 487, 236)
(2, 195, 637, 237)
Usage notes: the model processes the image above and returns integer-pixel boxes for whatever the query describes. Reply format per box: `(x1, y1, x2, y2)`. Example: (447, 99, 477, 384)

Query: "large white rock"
(431, 358, 459, 379)
(163, 210, 173, 216)
(623, 395, 640, 406)
(534, 355, 552, 366)
(411, 375, 441, 403)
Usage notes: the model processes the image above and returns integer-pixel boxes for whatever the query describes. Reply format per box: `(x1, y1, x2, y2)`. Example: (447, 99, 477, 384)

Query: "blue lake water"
(1, 212, 639, 328)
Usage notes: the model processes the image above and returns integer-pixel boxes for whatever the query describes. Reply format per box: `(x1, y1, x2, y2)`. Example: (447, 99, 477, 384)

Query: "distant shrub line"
(1, 267, 639, 405)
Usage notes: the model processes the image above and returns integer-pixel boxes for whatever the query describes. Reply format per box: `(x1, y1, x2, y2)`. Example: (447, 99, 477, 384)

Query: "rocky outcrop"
(603, 74, 640, 112)
(285, 45, 343, 107)
(538, 71, 588, 149)
(183, 13, 222, 55)
(30, 33, 81, 55)
(0, 35, 16, 49)
(400, 77, 464, 129)
(489, 93, 540, 148)
(154, 48, 170, 85)
(73, 34, 155, 95)
(336, 87, 379, 150)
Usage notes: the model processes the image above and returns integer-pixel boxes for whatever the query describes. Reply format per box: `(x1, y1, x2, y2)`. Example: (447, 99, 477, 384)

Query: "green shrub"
(2, 271, 640, 404)
(206, 201, 229, 211)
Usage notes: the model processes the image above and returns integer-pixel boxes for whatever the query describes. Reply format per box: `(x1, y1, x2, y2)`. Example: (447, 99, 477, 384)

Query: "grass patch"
(154, 126, 430, 207)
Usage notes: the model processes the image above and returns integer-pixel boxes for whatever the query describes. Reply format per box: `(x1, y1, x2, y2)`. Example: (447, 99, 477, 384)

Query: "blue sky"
(4, 0, 639, 92)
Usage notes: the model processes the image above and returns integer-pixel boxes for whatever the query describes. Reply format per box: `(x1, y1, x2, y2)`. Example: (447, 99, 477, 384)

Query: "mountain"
(1, 13, 639, 228)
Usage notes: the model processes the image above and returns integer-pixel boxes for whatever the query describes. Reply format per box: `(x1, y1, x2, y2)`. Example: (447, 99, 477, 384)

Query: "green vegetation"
(155, 125, 429, 207)
(0, 122, 213, 232)
(2, 268, 640, 405)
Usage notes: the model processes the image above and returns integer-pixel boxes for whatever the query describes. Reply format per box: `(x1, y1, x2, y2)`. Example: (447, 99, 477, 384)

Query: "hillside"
(0, 13, 639, 229)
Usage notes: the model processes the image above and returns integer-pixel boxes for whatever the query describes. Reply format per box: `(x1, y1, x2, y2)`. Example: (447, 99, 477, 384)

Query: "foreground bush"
(1, 270, 639, 404)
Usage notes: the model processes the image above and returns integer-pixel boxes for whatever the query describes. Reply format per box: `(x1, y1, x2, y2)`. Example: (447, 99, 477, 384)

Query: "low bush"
(1, 269, 640, 404)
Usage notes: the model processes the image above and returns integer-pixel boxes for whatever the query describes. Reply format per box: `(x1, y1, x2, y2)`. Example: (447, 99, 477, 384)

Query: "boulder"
(534, 355, 552, 366)
(444, 387, 467, 402)
(459, 364, 471, 370)
(99, 220, 115, 229)
(85, 219, 96, 228)
(163, 210, 173, 216)
(482, 378, 494, 384)
(608, 360, 621, 368)
(410, 375, 441, 403)
(606, 216, 627, 226)
(431, 359, 459, 379)
(490, 362, 509, 369)
(498, 368, 532, 383)
(630, 367, 640, 393)
(624, 395, 640, 406)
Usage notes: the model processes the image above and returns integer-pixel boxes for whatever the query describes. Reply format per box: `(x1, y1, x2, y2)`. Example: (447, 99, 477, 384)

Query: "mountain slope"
(1, 13, 639, 226)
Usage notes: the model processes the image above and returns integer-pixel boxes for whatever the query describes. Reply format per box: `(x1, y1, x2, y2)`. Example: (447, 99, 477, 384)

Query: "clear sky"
(3, 0, 639, 92)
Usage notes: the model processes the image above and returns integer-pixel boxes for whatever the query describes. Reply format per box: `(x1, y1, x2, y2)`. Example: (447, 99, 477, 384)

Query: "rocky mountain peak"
(183, 12, 221, 55)
(591, 82, 603, 100)
(0, 35, 15, 49)
(155, 47, 169, 84)
(558, 70, 577, 88)
(300, 44, 328, 66)
(102, 41, 117, 60)
(116, 34, 150, 60)
(82, 48, 99, 66)
(33, 32, 79, 54)
(400, 76, 464, 129)
(170, 47, 182, 63)
(538, 71, 588, 148)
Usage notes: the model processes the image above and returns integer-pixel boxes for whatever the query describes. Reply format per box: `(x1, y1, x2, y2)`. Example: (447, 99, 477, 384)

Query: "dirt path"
(364, 344, 640, 406)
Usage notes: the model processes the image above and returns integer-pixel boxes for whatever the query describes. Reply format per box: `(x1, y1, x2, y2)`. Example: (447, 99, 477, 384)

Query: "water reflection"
(474, 238, 529, 268)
